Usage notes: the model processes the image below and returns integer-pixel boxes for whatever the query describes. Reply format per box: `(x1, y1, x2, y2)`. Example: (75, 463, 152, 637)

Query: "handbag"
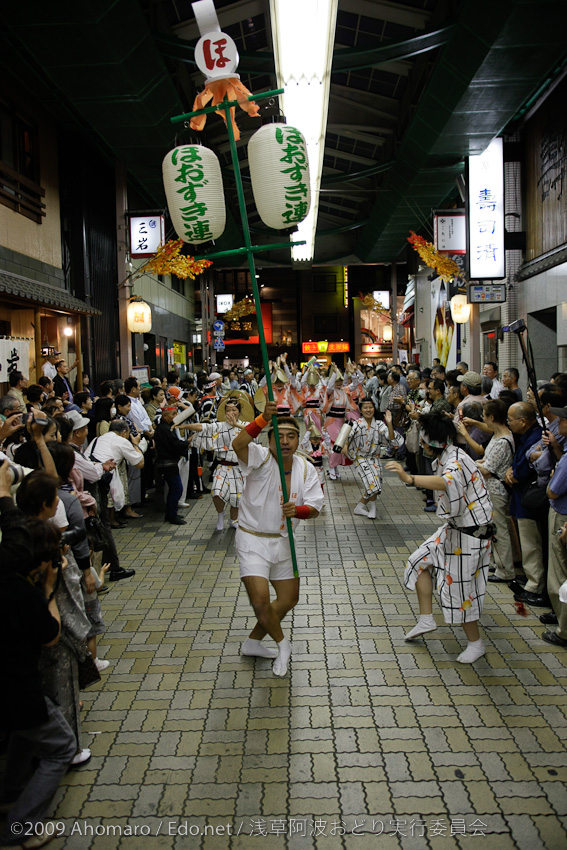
(85, 515, 108, 552)
(405, 420, 420, 454)
(78, 653, 101, 690)
(520, 476, 549, 513)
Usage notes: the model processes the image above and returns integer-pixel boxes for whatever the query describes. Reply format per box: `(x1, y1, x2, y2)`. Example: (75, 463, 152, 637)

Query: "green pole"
(222, 99, 300, 579)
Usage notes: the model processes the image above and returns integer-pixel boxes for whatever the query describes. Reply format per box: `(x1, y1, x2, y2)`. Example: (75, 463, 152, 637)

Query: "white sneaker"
(94, 658, 110, 672)
(70, 748, 91, 767)
(354, 502, 370, 517)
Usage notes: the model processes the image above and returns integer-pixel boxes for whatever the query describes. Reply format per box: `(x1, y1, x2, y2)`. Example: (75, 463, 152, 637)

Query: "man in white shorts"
(232, 400, 324, 677)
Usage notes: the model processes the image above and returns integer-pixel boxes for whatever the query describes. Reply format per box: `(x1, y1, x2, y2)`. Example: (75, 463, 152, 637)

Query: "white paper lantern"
(248, 124, 311, 230)
(450, 294, 471, 324)
(127, 299, 152, 334)
(162, 145, 226, 244)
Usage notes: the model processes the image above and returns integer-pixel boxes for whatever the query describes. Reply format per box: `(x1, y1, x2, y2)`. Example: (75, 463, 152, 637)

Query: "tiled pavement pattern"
(48, 469, 567, 850)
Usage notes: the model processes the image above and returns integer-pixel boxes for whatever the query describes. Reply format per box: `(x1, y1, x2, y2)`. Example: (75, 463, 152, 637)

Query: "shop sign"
(468, 283, 507, 303)
(362, 343, 391, 354)
(216, 294, 233, 314)
(173, 341, 186, 364)
(129, 216, 165, 259)
(434, 213, 466, 254)
(302, 341, 349, 354)
(0, 338, 30, 380)
(468, 138, 505, 279)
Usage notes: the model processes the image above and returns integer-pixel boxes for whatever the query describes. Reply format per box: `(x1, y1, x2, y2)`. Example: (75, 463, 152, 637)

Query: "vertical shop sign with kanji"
(129, 216, 165, 259)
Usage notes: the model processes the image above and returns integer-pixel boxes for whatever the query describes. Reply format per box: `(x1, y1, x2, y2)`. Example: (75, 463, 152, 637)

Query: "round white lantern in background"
(450, 294, 471, 324)
(127, 299, 152, 334)
(382, 325, 393, 341)
(248, 124, 311, 231)
(162, 145, 226, 245)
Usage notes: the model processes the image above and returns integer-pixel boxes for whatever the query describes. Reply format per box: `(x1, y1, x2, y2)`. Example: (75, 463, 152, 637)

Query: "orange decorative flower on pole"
(407, 231, 462, 283)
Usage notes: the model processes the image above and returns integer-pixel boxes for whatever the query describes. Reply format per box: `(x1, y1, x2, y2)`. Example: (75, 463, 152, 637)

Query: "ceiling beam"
(338, 0, 431, 30)
(327, 125, 390, 143)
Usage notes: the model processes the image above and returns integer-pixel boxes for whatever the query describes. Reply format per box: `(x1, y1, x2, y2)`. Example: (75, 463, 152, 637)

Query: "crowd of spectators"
(1, 351, 567, 846)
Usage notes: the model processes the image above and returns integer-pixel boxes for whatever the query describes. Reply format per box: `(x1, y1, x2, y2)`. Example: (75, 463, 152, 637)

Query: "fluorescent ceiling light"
(270, 0, 338, 264)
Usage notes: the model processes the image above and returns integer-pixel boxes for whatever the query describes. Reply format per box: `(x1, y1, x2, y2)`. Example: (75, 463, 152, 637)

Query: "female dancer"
(386, 411, 493, 664)
(182, 398, 250, 531)
(343, 398, 402, 517)
(322, 366, 360, 481)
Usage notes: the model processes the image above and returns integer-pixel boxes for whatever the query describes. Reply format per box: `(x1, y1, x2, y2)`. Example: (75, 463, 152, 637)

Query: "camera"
(7, 462, 26, 486)
(502, 318, 526, 335)
(27, 411, 49, 427)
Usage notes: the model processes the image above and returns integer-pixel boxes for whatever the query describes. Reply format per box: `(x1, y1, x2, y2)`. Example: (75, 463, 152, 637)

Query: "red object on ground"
(514, 600, 529, 617)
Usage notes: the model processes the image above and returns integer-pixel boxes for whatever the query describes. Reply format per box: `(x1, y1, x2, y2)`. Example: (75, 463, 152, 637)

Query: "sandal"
(125, 511, 143, 519)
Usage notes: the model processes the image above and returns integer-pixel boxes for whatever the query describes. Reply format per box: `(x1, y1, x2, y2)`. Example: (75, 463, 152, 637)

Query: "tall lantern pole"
(168, 0, 311, 578)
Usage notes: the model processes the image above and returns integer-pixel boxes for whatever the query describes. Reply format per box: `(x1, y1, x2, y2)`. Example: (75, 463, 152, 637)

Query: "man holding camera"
(0, 460, 76, 847)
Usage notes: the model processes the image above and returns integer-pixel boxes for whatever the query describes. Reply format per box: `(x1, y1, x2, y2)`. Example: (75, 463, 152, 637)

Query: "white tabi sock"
(404, 614, 437, 641)
(272, 637, 292, 677)
(367, 501, 377, 518)
(457, 639, 485, 664)
(241, 638, 278, 658)
(216, 511, 225, 531)
(354, 502, 370, 517)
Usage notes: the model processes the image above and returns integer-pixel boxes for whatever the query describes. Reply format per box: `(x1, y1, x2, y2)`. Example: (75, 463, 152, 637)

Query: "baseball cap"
(457, 370, 482, 389)
(549, 405, 567, 419)
(64, 410, 90, 430)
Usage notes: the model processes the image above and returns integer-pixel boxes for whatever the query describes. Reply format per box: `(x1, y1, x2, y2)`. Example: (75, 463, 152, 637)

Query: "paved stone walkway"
(50, 469, 567, 850)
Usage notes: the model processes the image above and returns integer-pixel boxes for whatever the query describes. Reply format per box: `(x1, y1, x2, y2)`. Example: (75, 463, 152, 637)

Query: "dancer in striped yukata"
(183, 399, 248, 531)
(343, 398, 403, 518)
(386, 411, 494, 664)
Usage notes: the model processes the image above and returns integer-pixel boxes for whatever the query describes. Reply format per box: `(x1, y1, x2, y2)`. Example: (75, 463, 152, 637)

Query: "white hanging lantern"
(162, 145, 226, 244)
(382, 325, 393, 341)
(248, 124, 311, 230)
(127, 299, 152, 334)
(450, 294, 471, 324)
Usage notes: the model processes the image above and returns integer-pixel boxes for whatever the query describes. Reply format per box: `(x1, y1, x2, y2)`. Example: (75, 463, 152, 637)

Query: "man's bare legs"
(241, 576, 299, 675)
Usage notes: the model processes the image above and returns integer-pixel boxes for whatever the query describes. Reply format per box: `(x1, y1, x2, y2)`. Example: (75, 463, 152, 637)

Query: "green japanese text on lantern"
(170, 147, 213, 243)
(276, 127, 310, 224)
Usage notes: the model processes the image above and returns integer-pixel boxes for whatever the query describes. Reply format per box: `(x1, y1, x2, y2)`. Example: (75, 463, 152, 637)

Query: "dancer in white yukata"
(183, 397, 253, 531)
(232, 401, 324, 677)
(343, 398, 403, 518)
(300, 425, 332, 490)
(386, 411, 494, 664)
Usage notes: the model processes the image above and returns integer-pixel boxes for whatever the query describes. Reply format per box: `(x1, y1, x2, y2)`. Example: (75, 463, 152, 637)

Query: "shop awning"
(0, 271, 101, 316)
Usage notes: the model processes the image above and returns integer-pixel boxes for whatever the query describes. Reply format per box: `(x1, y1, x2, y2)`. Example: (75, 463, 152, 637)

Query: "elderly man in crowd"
(6, 370, 27, 412)
(506, 402, 548, 607)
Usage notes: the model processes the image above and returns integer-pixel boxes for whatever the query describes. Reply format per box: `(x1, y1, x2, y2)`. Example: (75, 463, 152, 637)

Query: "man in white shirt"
(483, 362, 504, 398)
(86, 421, 144, 469)
(232, 400, 324, 678)
(42, 351, 61, 381)
(124, 377, 154, 438)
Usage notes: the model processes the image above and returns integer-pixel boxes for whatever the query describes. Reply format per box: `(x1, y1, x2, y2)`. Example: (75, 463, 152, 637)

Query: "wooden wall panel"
(524, 79, 567, 260)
